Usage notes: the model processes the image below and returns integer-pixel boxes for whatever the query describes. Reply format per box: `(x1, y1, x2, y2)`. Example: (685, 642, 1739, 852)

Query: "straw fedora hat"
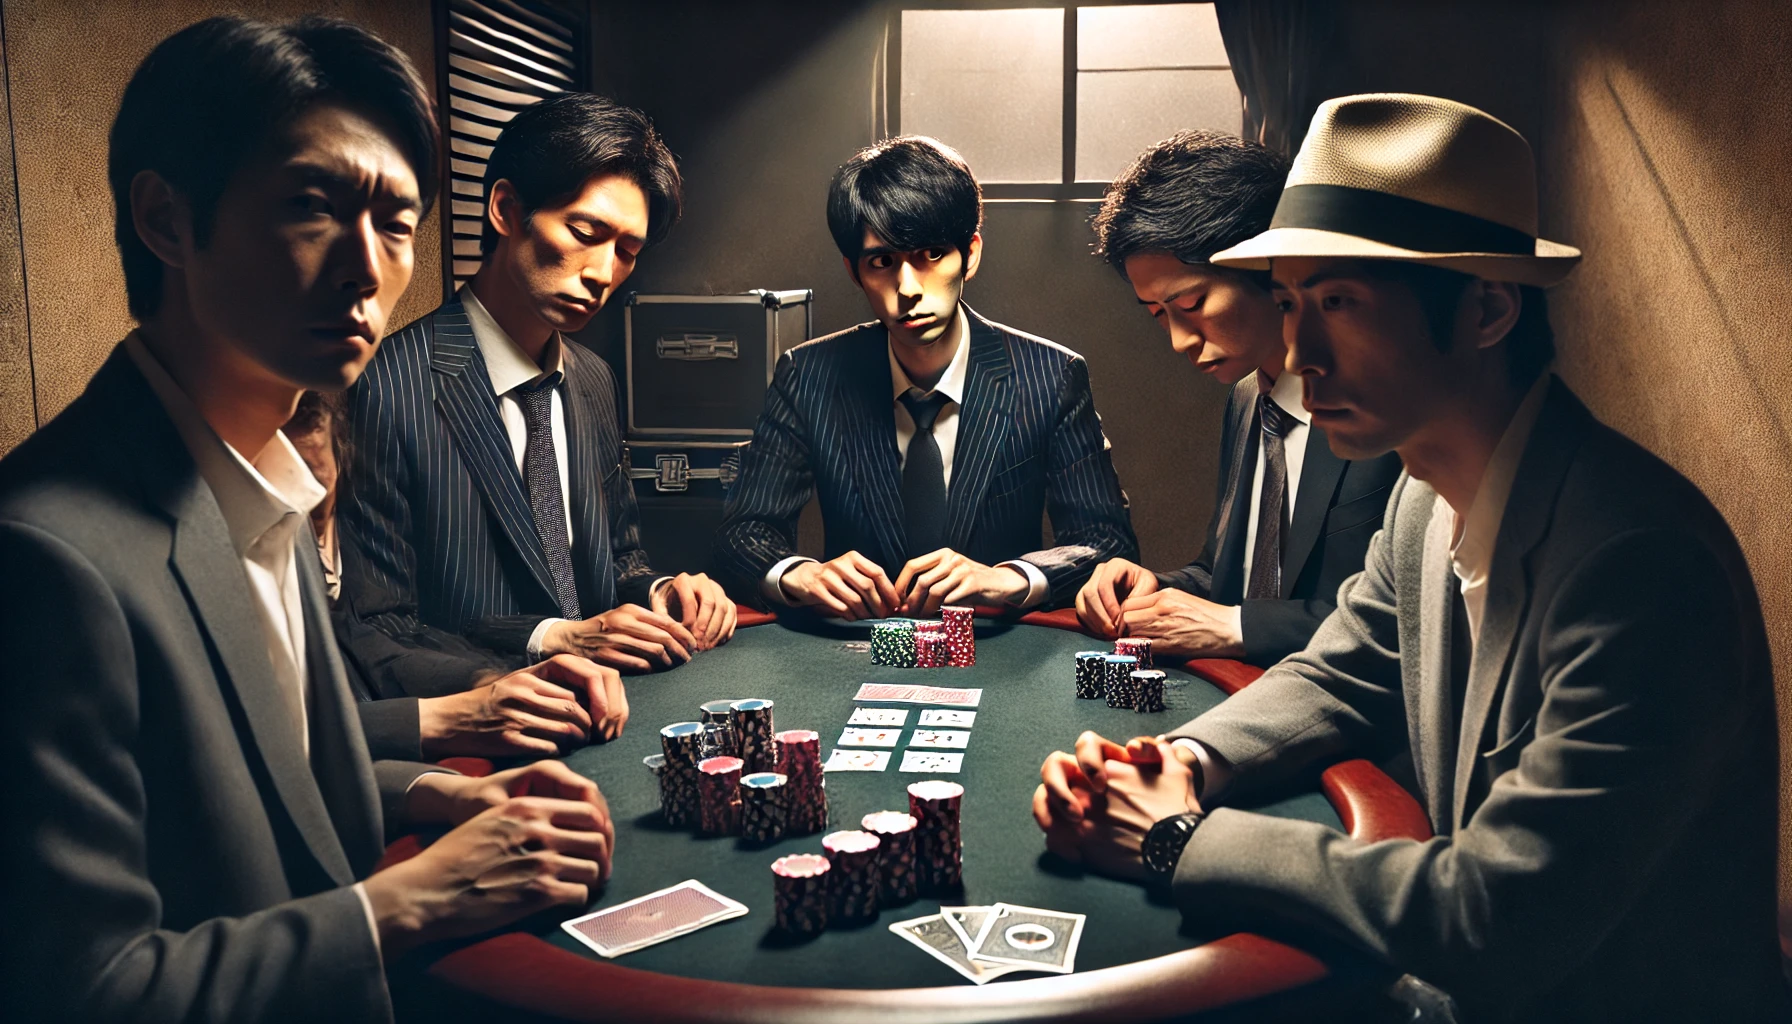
(1211, 93, 1580, 287)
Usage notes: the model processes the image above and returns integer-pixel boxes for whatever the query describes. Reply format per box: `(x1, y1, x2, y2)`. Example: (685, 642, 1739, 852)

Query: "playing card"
(899, 750, 963, 773)
(560, 880, 748, 958)
(908, 729, 971, 749)
(855, 683, 983, 707)
(824, 748, 891, 772)
(838, 726, 901, 747)
(888, 914, 1025, 985)
(941, 905, 993, 952)
(967, 904, 1085, 974)
(849, 707, 909, 727)
(919, 709, 976, 728)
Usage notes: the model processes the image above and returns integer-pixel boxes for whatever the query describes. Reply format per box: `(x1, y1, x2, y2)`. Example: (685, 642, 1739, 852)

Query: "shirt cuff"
(996, 560, 1050, 609)
(527, 617, 566, 660)
(1225, 603, 1245, 649)
(1172, 738, 1233, 804)
(647, 575, 675, 603)
(353, 882, 382, 957)
(762, 555, 817, 605)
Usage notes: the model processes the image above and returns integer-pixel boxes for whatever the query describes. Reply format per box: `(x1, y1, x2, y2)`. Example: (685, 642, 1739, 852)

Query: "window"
(891, 3, 1240, 200)
(439, 0, 588, 295)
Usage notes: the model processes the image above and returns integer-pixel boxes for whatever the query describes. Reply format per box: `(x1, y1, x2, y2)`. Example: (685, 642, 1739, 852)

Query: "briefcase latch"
(624, 451, 739, 493)
(656, 333, 739, 361)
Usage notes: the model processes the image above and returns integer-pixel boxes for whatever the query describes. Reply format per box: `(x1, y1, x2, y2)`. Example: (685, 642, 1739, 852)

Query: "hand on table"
(779, 551, 900, 621)
(652, 572, 737, 651)
(1033, 731, 1202, 883)
(893, 548, 1028, 616)
(1075, 557, 1160, 639)
(1117, 589, 1245, 659)
(543, 604, 695, 672)
(417, 656, 628, 758)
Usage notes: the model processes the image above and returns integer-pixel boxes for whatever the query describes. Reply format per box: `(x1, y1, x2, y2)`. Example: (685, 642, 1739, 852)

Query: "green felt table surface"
(538, 618, 1342, 989)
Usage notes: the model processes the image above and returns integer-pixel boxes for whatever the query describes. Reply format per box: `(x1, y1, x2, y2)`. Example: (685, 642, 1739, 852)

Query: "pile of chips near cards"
(562, 880, 749, 958)
(697, 756, 743, 835)
(698, 699, 741, 757)
(776, 729, 828, 834)
(822, 829, 882, 923)
(908, 779, 965, 894)
(659, 698, 792, 835)
(739, 771, 788, 842)
(1132, 669, 1168, 713)
(770, 853, 831, 935)
(1103, 654, 1140, 709)
(861, 810, 919, 903)
(889, 904, 1086, 984)
(1072, 651, 1108, 700)
(731, 698, 777, 773)
(941, 606, 976, 666)
(870, 620, 917, 667)
(915, 627, 948, 668)
(1114, 636, 1154, 669)
(768, 806, 929, 935)
(657, 722, 705, 826)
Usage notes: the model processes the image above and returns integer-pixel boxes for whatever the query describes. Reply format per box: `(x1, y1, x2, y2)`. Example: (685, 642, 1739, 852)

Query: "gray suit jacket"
(1167, 379, 1787, 1022)
(0, 347, 437, 1022)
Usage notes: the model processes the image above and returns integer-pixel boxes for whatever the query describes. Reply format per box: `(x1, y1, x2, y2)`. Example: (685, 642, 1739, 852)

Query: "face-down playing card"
(967, 904, 1086, 974)
(560, 880, 748, 958)
(888, 914, 1025, 985)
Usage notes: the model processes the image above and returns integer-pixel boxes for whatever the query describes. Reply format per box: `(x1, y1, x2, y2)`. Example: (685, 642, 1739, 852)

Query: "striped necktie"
(514, 372, 582, 620)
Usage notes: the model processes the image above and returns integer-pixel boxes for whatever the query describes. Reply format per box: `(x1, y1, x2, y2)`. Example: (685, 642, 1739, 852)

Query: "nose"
(896, 259, 923, 302)
(582, 240, 618, 296)
(334, 211, 384, 301)
(1284, 300, 1330, 378)
(1167, 318, 1202, 357)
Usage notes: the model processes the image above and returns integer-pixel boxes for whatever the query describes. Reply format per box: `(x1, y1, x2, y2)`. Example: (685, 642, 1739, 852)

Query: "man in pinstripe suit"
(341, 94, 736, 679)
(715, 137, 1138, 618)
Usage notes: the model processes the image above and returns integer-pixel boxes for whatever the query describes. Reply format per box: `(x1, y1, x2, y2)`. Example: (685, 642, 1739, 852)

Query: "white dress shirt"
(762, 305, 1050, 607)
(1239, 369, 1312, 587)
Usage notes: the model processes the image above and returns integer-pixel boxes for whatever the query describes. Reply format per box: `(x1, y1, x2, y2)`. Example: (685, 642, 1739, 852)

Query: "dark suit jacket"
(340, 298, 657, 655)
(1157, 371, 1403, 664)
(1167, 379, 1788, 1022)
(0, 348, 437, 1022)
(714, 307, 1139, 607)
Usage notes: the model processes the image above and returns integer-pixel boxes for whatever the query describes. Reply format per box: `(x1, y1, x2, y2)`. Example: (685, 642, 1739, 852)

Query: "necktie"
(899, 389, 951, 559)
(515, 373, 582, 620)
(1246, 388, 1297, 600)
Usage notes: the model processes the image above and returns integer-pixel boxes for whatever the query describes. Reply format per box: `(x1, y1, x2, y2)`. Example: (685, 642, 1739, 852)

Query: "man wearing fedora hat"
(1036, 94, 1787, 1020)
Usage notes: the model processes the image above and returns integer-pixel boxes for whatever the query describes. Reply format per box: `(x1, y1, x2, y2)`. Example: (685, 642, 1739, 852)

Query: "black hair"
(1093, 129, 1289, 289)
(1361, 262, 1555, 388)
(826, 136, 982, 267)
(109, 16, 438, 320)
(480, 92, 682, 256)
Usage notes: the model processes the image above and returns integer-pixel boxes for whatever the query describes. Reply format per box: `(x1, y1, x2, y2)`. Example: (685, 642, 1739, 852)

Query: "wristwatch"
(1142, 811, 1205, 884)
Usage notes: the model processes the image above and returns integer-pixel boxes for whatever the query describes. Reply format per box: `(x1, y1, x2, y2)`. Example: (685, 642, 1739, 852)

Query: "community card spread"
(855, 682, 983, 707)
(838, 726, 901, 747)
(888, 914, 1025, 985)
(848, 707, 909, 727)
(967, 904, 1085, 974)
(908, 728, 971, 749)
(918, 709, 976, 728)
(560, 881, 748, 958)
(824, 748, 891, 772)
(941, 905, 993, 952)
(899, 750, 964, 773)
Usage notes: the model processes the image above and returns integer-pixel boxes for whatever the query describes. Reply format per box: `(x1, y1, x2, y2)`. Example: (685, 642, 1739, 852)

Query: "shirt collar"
(123, 333, 326, 557)
(890, 302, 972, 405)
(1264, 369, 1311, 427)
(461, 285, 565, 394)
(1450, 372, 1552, 577)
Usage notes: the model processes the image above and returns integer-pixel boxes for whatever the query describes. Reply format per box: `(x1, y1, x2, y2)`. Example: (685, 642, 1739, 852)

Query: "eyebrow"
(1275, 267, 1367, 290)
(1136, 284, 1205, 306)
(568, 212, 646, 248)
(291, 163, 423, 213)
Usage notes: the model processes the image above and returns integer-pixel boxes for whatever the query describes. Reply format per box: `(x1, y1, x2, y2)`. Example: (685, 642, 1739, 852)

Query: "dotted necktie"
(1246, 388, 1297, 601)
(899, 389, 952, 559)
(514, 373, 582, 620)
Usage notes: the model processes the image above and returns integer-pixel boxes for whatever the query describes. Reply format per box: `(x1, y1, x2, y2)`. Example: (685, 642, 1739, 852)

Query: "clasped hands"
(542, 572, 737, 671)
(1075, 557, 1244, 659)
(1033, 731, 1203, 882)
(418, 654, 628, 759)
(780, 548, 1028, 619)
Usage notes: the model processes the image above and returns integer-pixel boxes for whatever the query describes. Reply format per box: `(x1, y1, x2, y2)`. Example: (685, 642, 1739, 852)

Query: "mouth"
(896, 312, 938, 331)
(1306, 404, 1350, 424)
(309, 319, 375, 346)
(553, 294, 597, 314)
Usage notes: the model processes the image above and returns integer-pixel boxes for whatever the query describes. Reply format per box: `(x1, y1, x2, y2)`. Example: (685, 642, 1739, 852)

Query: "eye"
(1148, 306, 1165, 319)
(1321, 293, 1349, 311)
(569, 225, 597, 244)
(289, 194, 332, 218)
(866, 254, 892, 270)
(923, 246, 948, 261)
(383, 216, 416, 238)
(1273, 297, 1295, 313)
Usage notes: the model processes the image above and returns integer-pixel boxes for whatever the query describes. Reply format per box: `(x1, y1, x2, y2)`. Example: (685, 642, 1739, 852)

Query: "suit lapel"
(560, 343, 617, 614)
(942, 311, 1013, 550)
(1417, 494, 1462, 836)
(1210, 377, 1260, 602)
(428, 302, 561, 612)
(1280, 423, 1347, 598)
(837, 326, 907, 566)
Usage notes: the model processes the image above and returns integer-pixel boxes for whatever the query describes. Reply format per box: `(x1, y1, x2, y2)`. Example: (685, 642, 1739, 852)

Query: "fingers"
(593, 647, 656, 673)
(617, 607, 695, 663)
(891, 550, 943, 603)
(505, 677, 594, 733)
(1075, 578, 1109, 638)
(846, 552, 899, 616)
(689, 580, 721, 648)
(905, 558, 960, 616)
(597, 670, 629, 742)
(716, 597, 738, 645)
(821, 571, 872, 620)
(504, 708, 590, 745)
(671, 575, 700, 630)
(1040, 750, 1094, 820)
(1124, 736, 1167, 766)
(497, 731, 562, 756)
(835, 558, 890, 619)
(1099, 563, 1129, 631)
(1075, 730, 1130, 792)
(1031, 783, 1056, 831)
(605, 629, 677, 669)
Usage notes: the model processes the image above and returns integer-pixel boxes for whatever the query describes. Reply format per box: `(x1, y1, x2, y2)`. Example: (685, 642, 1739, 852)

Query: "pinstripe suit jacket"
(714, 307, 1138, 607)
(340, 299, 657, 656)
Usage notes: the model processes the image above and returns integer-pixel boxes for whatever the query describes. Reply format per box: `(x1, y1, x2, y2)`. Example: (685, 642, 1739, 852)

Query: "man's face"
(183, 102, 422, 392)
(1124, 253, 1283, 385)
(1271, 257, 1469, 459)
(850, 229, 981, 353)
(492, 172, 648, 334)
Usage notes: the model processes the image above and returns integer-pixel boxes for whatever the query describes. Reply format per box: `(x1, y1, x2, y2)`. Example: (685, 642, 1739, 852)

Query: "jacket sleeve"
(1156, 384, 1243, 599)
(712, 350, 816, 607)
(333, 585, 515, 701)
(0, 523, 391, 1023)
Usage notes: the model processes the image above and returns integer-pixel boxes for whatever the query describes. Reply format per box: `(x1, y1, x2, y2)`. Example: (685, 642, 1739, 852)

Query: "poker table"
(395, 609, 1432, 1022)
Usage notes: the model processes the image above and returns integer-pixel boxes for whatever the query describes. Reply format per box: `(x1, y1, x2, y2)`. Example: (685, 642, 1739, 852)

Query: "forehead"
(1124, 253, 1226, 300)
(554, 173, 649, 235)
(1270, 257, 1376, 289)
(265, 102, 420, 202)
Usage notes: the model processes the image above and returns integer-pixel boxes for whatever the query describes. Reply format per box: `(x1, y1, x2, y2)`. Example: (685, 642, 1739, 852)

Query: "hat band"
(1270, 184, 1535, 256)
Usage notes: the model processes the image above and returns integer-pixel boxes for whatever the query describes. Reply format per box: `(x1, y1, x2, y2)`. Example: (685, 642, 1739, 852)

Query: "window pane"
(1075, 69, 1241, 181)
(901, 9, 1062, 184)
(1078, 3, 1228, 70)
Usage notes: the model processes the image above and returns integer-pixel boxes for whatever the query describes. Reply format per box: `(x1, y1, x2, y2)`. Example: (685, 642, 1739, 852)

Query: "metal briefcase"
(623, 438, 750, 576)
(624, 289, 813, 437)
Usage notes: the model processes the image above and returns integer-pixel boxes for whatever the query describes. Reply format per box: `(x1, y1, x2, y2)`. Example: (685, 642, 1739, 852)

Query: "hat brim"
(1211, 227, 1581, 288)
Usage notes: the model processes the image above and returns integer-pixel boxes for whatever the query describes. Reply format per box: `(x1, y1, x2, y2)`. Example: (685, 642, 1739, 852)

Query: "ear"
(1468, 279, 1522, 352)
(961, 232, 983, 283)
(129, 169, 190, 271)
(487, 178, 524, 242)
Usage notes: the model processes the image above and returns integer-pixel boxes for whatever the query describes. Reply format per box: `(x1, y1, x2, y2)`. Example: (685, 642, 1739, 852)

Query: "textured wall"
(0, 0, 442, 439)
(0, 19, 32, 454)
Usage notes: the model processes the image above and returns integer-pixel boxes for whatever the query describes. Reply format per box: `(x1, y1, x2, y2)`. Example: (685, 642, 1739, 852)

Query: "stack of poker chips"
(776, 729, 828, 834)
(697, 756, 744, 835)
(729, 698, 777, 773)
(915, 631, 948, 668)
(822, 830, 883, 923)
(1103, 654, 1140, 709)
(740, 772, 788, 843)
(941, 606, 976, 666)
(698, 699, 741, 757)
(1073, 650, 1109, 699)
(870, 620, 918, 667)
(907, 779, 965, 894)
(770, 853, 831, 935)
(1133, 669, 1167, 713)
(658, 722, 705, 826)
(1115, 637, 1155, 670)
(861, 810, 919, 904)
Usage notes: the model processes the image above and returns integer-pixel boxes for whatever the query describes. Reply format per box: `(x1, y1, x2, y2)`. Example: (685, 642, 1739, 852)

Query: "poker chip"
(771, 853, 832, 934)
(869, 622, 903, 666)
(658, 722, 705, 827)
(861, 810, 919, 904)
(729, 698, 777, 774)
(889, 620, 918, 668)
(1114, 637, 1155, 671)
(941, 606, 976, 667)
(775, 729, 828, 834)
(907, 779, 965, 894)
(1132, 669, 1167, 713)
(697, 756, 744, 836)
(740, 772, 788, 843)
(1103, 654, 1140, 709)
(822, 830, 883, 923)
(915, 631, 948, 668)
(1073, 650, 1109, 700)
(698, 699, 741, 757)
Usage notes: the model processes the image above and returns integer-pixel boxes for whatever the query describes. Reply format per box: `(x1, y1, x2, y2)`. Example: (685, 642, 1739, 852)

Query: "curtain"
(1214, 0, 1338, 157)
